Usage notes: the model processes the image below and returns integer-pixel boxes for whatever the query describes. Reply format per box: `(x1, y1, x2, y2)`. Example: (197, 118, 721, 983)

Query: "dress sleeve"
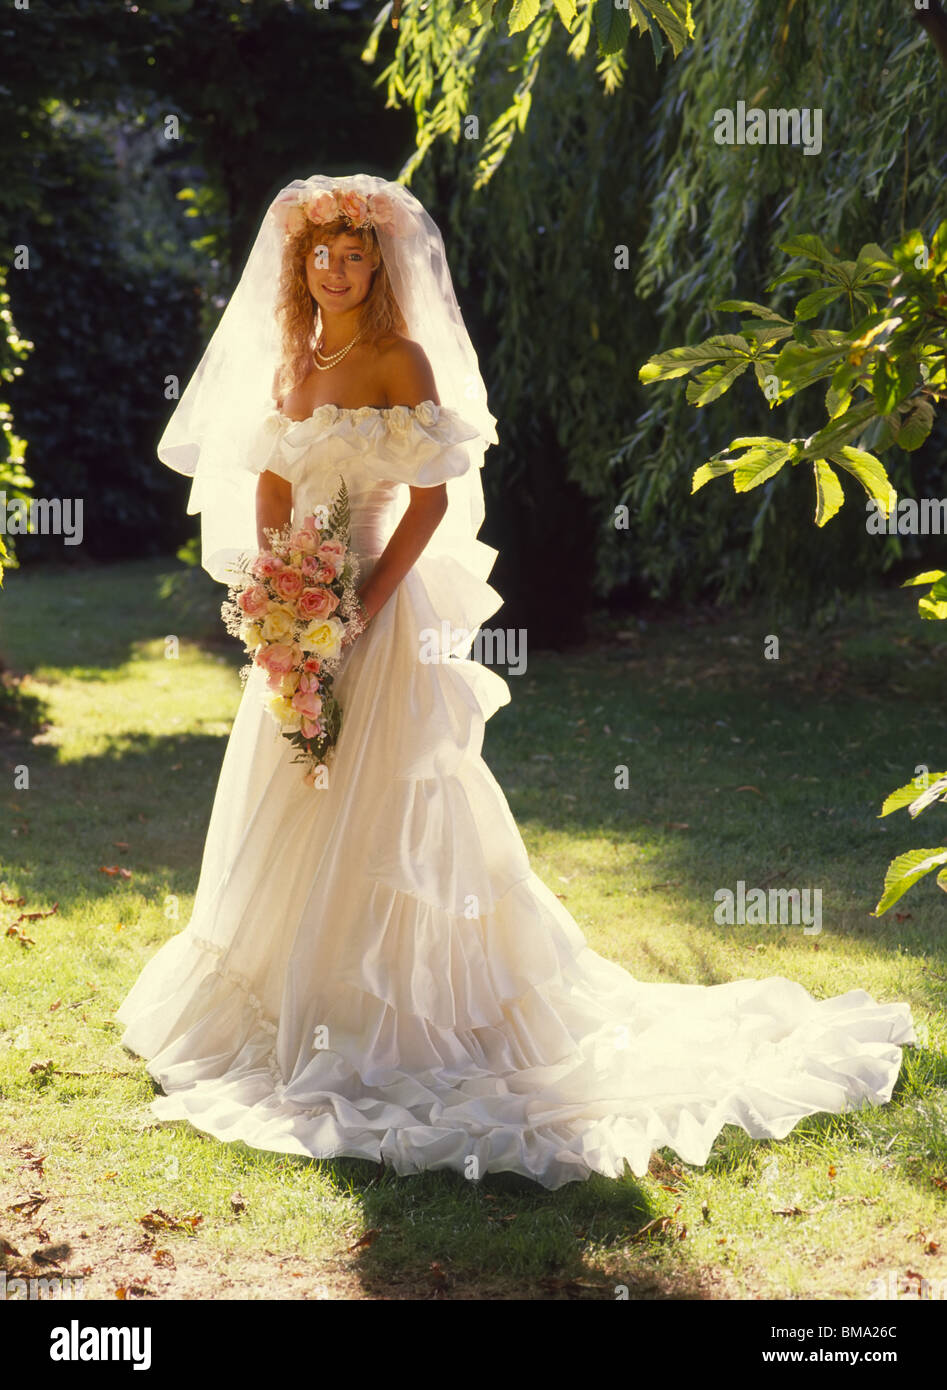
(355, 402, 483, 487)
(240, 409, 290, 477)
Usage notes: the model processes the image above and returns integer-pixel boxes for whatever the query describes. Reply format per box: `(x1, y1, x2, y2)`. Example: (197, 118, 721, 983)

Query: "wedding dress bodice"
(249, 399, 479, 561)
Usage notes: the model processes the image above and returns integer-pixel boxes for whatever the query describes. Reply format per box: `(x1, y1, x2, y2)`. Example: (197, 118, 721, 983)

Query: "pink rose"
(301, 717, 323, 741)
(307, 191, 339, 224)
(338, 191, 370, 227)
(290, 525, 320, 555)
(301, 555, 336, 583)
(237, 584, 269, 618)
(297, 671, 321, 694)
(316, 539, 346, 577)
(255, 642, 295, 677)
(292, 687, 323, 720)
(368, 194, 401, 234)
(302, 657, 321, 675)
(252, 552, 285, 580)
(296, 586, 339, 620)
(273, 567, 304, 601)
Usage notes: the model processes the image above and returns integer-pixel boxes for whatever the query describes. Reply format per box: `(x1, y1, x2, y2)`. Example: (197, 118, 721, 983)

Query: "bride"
(116, 174, 915, 1190)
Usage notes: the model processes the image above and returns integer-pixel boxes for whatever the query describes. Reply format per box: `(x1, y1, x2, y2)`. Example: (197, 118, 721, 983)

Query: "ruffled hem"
(117, 925, 916, 1189)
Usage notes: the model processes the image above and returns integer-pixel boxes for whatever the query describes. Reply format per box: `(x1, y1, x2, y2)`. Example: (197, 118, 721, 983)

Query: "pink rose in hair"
(338, 191, 370, 227)
(308, 191, 339, 224)
(301, 716, 323, 741)
(297, 586, 339, 621)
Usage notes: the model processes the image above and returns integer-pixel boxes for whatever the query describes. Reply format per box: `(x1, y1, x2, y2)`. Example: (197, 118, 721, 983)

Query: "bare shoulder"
(376, 335, 439, 407)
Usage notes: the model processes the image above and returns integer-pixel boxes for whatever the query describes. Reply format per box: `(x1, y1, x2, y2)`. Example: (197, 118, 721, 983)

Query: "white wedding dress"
(116, 401, 916, 1189)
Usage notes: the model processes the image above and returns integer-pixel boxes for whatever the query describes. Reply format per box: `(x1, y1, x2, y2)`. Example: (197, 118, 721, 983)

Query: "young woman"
(116, 175, 915, 1189)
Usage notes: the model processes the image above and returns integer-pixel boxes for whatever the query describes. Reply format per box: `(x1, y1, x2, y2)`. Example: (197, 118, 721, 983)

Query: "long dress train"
(115, 401, 916, 1190)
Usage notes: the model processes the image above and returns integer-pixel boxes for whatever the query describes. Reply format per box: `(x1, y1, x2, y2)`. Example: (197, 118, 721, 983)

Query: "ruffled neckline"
(277, 399, 442, 429)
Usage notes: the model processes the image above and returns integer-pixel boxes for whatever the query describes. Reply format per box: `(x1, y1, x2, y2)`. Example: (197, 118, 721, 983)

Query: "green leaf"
(551, 0, 578, 27)
(795, 287, 845, 321)
(902, 569, 946, 587)
(714, 299, 791, 324)
(691, 459, 739, 494)
(685, 357, 752, 406)
(812, 459, 844, 527)
(897, 398, 934, 451)
(772, 336, 850, 395)
(639, 335, 752, 384)
(878, 777, 947, 817)
(825, 383, 852, 420)
(594, 0, 630, 53)
(853, 242, 896, 283)
(708, 440, 793, 493)
(779, 234, 839, 267)
(829, 446, 895, 514)
(873, 846, 947, 916)
(640, 0, 693, 57)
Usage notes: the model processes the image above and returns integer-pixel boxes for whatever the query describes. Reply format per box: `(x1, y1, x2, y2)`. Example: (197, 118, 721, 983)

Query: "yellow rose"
(301, 616, 344, 658)
(267, 694, 301, 728)
(261, 603, 295, 642)
(241, 621, 263, 650)
(279, 672, 300, 697)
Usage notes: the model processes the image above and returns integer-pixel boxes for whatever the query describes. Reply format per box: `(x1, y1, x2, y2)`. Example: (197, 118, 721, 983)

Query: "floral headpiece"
(271, 185, 404, 237)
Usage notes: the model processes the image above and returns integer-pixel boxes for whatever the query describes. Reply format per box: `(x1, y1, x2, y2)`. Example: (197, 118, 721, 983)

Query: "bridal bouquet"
(221, 480, 362, 786)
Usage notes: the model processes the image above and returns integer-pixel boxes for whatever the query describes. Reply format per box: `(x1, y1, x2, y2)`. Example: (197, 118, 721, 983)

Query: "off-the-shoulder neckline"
(276, 399, 440, 423)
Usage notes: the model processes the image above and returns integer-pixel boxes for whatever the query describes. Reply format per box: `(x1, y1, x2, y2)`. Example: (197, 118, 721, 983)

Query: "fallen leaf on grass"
(347, 1228, 381, 1254)
(138, 1209, 203, 1237)
(229, 1192, 247, 1216)
(5, 925, 35, 947)
(736, 786, 762, 795)
(115, 1283, 157, 1300)
(8, 1193, 46, 1218)
(0, 1236, 22, 1257)
(99, 866, 132, 880)
(152, 1249, 175, 1269)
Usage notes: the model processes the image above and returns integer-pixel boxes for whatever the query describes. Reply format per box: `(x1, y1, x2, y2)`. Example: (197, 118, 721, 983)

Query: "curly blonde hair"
(273, 217, 406, 401)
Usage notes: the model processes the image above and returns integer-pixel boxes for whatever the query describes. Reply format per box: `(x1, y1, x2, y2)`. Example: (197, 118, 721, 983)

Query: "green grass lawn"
(1, 558, 945, 1300)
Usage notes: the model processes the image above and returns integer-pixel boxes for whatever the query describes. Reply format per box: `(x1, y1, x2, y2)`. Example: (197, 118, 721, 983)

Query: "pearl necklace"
(313, 326, 363, 372)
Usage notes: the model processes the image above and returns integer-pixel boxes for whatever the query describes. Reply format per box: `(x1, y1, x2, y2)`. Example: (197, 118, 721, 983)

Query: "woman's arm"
(356, 340, 446, 622)
(256, 469, 292, 551)
(357, 484, 448, 620)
